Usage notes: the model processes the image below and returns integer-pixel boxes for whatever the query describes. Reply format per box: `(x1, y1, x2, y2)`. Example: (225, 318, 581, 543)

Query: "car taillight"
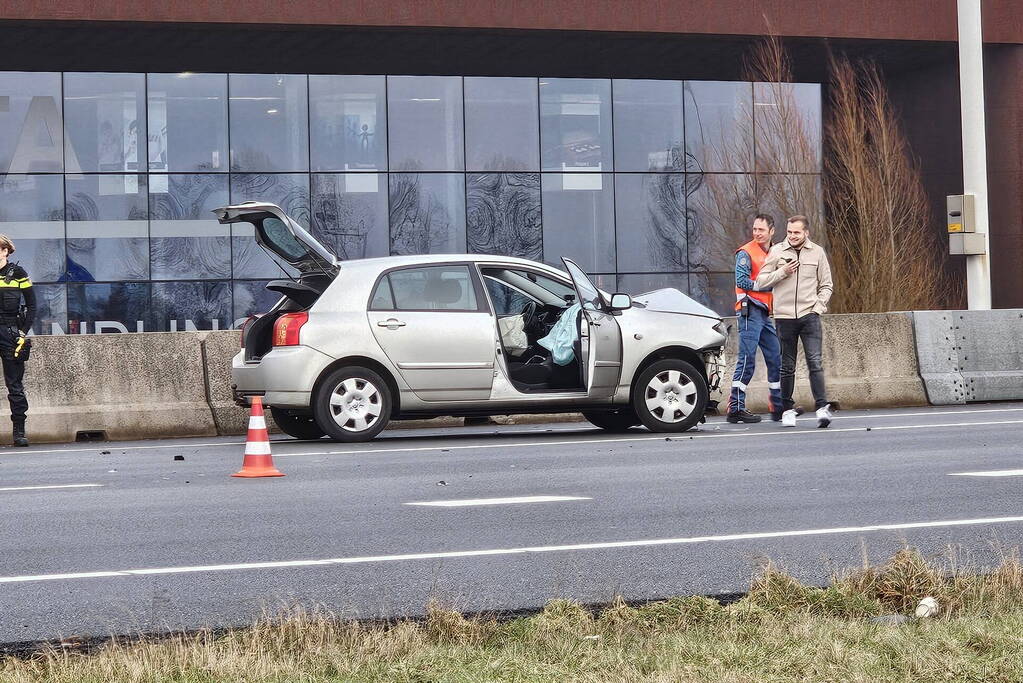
(239, 314, 261, 349)
(273, 312, 308, 347)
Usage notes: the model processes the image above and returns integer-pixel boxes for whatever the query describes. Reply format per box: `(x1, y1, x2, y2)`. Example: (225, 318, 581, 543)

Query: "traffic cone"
(232, 397, 285, 478)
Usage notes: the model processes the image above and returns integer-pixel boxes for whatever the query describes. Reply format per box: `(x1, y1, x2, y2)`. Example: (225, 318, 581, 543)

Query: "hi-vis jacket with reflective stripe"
(0, 263, 36, 333)
(734, 240, 773, 313)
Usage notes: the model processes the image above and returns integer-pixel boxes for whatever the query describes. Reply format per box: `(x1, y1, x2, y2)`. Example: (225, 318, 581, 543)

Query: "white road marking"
(406, 495, 591, 507)
(2, 513, 1022, 584)
(273, 418, 1023, 459)
(6, 406, 1023, 458)
(949, 469, 1023, 477)
(0, 484, 103, 492)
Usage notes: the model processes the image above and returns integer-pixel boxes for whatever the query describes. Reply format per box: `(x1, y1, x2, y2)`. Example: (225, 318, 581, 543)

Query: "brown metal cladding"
(1, 0, 1021, 44)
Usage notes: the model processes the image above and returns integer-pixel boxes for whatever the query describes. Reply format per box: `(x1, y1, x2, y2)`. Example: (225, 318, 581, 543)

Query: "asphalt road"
(2, 403, 1022, 645)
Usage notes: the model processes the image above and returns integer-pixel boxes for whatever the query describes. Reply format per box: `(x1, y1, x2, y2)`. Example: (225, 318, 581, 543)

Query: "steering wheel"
(520, 300, 541, 336)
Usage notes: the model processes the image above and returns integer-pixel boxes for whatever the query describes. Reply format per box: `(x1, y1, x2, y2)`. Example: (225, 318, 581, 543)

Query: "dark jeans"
(777, 313, 829, 411)
(0, 325, 27, 424)
(728, 304, 782, 413)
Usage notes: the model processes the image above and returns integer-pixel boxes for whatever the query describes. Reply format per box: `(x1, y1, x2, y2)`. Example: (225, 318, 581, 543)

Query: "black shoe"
(771, 411, 783, 422)
(727, 410, 762, 424)
(12, 424, 28, 447)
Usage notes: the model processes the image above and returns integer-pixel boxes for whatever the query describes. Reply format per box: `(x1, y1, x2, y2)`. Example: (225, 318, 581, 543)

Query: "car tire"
(632, 359, 708, 433)
(582, 409, 639, 432)
(269, 407, 325, 440)
(313, 366, 392, 442)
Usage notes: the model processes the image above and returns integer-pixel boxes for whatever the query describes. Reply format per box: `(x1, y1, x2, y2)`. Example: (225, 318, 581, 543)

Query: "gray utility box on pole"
(947, 194, 986, 255)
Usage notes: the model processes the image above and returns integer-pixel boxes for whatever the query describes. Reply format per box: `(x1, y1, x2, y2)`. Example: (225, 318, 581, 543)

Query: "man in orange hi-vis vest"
(727, 214, 783, 423)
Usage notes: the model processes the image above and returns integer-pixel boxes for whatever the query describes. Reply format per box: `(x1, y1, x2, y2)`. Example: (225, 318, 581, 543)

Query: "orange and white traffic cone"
(232, 397, 285, 478)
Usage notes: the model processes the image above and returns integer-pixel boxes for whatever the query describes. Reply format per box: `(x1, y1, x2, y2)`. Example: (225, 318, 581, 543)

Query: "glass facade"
(0, 72, 821, 334)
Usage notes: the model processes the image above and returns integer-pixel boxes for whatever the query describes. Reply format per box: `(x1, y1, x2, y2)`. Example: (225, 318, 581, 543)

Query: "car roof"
(341, 253, 570, 274)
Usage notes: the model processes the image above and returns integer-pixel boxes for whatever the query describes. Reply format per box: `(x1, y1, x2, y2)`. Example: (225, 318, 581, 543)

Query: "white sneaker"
(781, 409, 797, 427)
(816, 404, 832, 429)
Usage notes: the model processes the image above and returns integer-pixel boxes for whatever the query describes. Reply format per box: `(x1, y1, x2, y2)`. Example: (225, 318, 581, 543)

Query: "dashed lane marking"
(406, 495, 591, 507)
(0, 484, 104, 492)
(949, 469, 1023, 477)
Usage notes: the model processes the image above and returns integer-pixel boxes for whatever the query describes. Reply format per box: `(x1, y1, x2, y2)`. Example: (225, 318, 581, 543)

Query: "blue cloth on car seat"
(537, 303, 582, 366)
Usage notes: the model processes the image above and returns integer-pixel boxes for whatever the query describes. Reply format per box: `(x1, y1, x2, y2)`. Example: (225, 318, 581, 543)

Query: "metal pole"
(958, 0, 992, 310)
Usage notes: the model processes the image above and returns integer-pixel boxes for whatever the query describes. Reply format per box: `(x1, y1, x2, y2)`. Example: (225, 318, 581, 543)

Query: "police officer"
(0, 235, 35, 447)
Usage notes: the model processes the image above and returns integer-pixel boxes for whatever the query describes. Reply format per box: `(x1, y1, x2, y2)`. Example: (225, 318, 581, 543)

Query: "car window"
(261, 217, 308, 261)
(369, 278, 395, 310)
(388, 265, 479, 311)
(562, 258, 605, 311)
(484, 277, 535, 316)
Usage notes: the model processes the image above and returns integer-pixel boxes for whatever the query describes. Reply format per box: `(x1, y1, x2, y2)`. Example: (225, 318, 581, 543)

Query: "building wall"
(0, 71, 822, 334)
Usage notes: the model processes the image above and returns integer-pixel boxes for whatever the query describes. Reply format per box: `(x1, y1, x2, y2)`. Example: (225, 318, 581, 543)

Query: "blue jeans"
(728, 303, 782, 413)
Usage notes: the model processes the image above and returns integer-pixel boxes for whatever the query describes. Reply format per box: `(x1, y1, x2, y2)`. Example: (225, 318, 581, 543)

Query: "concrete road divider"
(913, 309, 1023, 405)
(719, 312, 928, 413)
(3, 332, 218, 445)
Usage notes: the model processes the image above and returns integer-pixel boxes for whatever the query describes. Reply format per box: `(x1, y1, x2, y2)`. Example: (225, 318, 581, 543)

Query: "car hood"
(631, 288, 721, 320)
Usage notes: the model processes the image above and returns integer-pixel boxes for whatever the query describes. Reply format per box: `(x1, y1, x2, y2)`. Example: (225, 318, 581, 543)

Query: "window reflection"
(310, 75, 387, 172)
(684, 81, 753, 173)
(540, 78, 612, 172)
(0, 173, 65, 282)
(753, 82, 822, 173)
(387, 76, 464, 171)
(614, 173, 687, 273)
(64, 73, 146, 174)
(0, 72, 64, 173)
(612, 79, 685, 171)
(147, 72, 228, 172)
(65, 173, 149, 281)
(311, 173, 389, 260)
(464, 77, 540, 171)
(149, 173, 230, 279)
(541, 173, 615, 272)
(229, 73, 309, 172)
(389, 173, 466, 254)
(151, 280, 232, 331)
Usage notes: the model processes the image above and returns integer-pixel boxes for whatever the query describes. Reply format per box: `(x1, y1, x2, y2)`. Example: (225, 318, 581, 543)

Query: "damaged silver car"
(216, 202, 727, 442)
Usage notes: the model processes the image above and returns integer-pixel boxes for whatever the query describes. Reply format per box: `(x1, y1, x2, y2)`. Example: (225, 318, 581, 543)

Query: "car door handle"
(377, 318, 406, 329)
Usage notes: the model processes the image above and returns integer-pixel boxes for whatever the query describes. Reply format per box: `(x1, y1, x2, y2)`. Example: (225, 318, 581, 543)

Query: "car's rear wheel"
(582, 409, 639, 432)
(313, 366, 392, 442)
(632, 359, 708, 433)
(269, 407, 325, 440)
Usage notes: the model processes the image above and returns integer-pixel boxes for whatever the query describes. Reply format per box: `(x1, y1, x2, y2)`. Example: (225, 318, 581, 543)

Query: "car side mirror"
(609, 293, 632, 311)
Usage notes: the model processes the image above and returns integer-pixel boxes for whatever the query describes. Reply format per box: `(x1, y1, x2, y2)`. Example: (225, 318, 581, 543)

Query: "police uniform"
(0, 262, 36, 446)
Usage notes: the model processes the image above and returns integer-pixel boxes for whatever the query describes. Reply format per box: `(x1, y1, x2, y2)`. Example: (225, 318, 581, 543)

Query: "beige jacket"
(754, 238, 833, 319)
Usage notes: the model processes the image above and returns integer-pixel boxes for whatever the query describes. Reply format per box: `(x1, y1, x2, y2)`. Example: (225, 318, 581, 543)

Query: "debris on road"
(174, 455, 184, 461)
(437, 480, 447, 486)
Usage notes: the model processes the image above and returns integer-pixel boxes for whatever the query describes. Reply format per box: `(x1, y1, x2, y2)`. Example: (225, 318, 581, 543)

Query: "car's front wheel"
(632, 359, 708, 433)
(582, 409, 639, 432)
(269, 407, 325, 440)
(313, 366, 392, 442)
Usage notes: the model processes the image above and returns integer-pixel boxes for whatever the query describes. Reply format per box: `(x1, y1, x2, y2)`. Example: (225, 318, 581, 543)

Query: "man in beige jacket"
(755, 215, 834, 428)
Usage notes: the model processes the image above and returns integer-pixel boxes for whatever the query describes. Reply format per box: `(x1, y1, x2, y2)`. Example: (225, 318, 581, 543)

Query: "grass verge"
(3, 549, 1023, 682)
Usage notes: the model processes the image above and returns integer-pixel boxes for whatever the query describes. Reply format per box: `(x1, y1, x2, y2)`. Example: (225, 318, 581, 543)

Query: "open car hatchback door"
(214, 201, 339, 279)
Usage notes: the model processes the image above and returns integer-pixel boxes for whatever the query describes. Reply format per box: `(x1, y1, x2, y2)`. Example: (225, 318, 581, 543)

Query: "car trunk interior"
(242, 274, 334, 362)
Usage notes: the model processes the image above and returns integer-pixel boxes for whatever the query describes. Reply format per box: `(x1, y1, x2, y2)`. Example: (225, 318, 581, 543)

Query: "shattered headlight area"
(703, 349, 725, 391)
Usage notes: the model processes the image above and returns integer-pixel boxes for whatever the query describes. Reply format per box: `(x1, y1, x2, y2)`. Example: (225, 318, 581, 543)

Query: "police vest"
(734, 240, 773, 313)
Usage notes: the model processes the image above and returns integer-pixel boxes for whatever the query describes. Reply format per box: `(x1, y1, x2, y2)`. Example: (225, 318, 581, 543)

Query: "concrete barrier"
(913, 309, 1023, 404)
(2, 332, 218, 445)
(199, 330, 253, 435)
(717, 312, 928, 412)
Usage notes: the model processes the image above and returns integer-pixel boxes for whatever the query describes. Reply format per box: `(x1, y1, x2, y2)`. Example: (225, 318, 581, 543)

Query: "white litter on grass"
(915, 597, 939, 618)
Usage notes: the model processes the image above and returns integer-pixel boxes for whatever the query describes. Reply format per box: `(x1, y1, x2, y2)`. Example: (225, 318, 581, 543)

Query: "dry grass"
(3, 549, 1023, 682)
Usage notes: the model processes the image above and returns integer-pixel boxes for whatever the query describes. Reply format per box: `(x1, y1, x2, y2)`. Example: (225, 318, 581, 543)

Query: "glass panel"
(369, 278, 394, 310)
(466, 173, 541, 260)
(311, 173, 388, 260)
(149, 173, 230, 279)
(309, 75, 387, 172)
(563, 258, 604, 311)
(229, 173, 309, 278)
(684, 81, 753, 173)
(27, 283, 67, 335)
(540, 78, 612, 172)
(0, 72, 64, 173)
(686, 173, 758, 272)
(64, 72, 146, 173)
(232, 280, 281, 326)
(687, 271, 735, 316)
(388, 265, 477, 311)
(753, 82, 822, 173)
(229, 73, 308, 172)
(387, 76, 464, 171)
(541, 173, 614, 272)
(147, 72, 228, 172)
(388, 172, 466, 255)
(612, 79, 685, 171)
(616, 272, 689, 296)
(0, 174, 65, 282)
(756, 173, 824, 245)
(614, 173, 687, 273)
(65, 174, 149, 281)
(483, 276, 535, 316)
(67, 282, 152, 334)
(464, 77, 540, 171)
(151, 280, 232, 331)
